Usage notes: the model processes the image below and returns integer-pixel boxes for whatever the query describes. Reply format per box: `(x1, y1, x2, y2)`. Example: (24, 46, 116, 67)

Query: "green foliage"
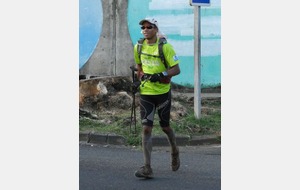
(174, 111, 221, 135)
(79, 97, 221, 146)
(126, 134, 142, 146)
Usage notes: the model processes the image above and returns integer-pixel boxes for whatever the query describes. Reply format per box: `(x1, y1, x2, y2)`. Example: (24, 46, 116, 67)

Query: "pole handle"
(130, 66, 138, 71)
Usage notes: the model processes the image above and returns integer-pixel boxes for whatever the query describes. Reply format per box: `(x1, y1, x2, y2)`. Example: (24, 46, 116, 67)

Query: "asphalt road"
(79, 142, 221, 190)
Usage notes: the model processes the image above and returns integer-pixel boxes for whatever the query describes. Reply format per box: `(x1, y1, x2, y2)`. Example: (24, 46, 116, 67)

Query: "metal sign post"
(194, 6, 201, 119)
(190, 0, 210, 119)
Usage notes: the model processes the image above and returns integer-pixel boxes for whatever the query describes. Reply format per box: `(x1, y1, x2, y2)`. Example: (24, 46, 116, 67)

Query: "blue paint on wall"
(79, 0, 221, 87)
(79, 0, 103, 69)
(127, 0, 221, 87)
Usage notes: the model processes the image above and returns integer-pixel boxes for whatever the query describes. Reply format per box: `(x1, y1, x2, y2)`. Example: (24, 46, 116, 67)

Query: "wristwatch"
(162, 71, 168, 77)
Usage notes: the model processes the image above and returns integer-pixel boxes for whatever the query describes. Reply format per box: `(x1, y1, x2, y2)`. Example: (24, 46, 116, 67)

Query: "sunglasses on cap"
(141, 25, 155, 30)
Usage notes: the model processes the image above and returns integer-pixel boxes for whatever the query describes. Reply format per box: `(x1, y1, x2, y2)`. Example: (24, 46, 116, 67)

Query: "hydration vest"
(137, 37, 169, 69)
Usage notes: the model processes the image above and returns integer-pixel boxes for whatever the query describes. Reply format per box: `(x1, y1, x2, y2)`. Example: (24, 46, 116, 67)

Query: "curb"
(79, 132, 221, 146)
(80, 132, 126, 145)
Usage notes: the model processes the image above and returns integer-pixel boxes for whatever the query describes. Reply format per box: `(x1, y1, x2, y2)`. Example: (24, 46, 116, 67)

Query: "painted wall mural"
(79, 0, 221, 87)
(79, 0, 103, 69)
(128, 0, 221, 87)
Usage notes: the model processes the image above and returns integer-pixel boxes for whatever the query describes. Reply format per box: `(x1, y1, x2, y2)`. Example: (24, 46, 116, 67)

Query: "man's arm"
(136, 64, 144, 80)
(166, 64, 180, 77)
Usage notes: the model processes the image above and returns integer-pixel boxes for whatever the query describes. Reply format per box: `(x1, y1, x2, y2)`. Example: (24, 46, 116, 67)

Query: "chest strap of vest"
(137, 37, 168, 69)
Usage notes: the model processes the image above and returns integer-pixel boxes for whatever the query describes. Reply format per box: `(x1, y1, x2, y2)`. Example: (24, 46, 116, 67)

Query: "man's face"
(141, 22, 157, 40)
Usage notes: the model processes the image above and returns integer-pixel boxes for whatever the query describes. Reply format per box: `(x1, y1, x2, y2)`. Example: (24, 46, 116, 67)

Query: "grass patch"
(79, 98, 221, 146)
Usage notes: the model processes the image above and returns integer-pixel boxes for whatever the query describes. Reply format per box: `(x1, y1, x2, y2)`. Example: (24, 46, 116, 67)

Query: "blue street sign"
(190, 0, 210, 6)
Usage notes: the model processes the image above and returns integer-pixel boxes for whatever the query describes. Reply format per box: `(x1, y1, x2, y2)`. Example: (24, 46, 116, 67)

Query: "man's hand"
(141, 74, 148, 81)
(132, 81, 141, 94)
(150, 73, 164, 82)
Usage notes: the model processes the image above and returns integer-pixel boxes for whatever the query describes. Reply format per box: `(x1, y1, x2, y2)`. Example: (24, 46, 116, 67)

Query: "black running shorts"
(139, 90, 171, 127)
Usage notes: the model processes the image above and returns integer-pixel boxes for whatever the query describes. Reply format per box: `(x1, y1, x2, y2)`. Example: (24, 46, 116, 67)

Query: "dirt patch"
(79, 76, 221, 123)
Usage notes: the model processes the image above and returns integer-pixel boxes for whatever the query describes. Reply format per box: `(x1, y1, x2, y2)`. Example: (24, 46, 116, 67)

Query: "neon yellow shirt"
(134, 37, 180, 95)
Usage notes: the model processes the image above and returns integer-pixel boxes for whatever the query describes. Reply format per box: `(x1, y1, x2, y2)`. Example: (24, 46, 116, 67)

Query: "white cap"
(139, 18, 159, 29)
(139, 18, 167, 38)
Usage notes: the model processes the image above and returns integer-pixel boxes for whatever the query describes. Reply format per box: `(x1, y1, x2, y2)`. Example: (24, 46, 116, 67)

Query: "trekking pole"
(129, 67, 151, 134)
(129, 66, 138, 134)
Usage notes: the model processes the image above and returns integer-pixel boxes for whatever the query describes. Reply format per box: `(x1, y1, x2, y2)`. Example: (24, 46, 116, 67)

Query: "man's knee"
(143, 125, 152, 134)
(162, 126, 172, 133)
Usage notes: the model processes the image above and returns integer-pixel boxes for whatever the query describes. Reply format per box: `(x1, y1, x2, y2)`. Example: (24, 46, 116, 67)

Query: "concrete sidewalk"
(79, 132, 221, 146)
(172, 91, 221, 99)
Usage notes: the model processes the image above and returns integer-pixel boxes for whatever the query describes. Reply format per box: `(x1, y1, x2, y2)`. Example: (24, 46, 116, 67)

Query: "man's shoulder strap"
(158, 37, 168, 69)
(137, 38, 145, 55)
